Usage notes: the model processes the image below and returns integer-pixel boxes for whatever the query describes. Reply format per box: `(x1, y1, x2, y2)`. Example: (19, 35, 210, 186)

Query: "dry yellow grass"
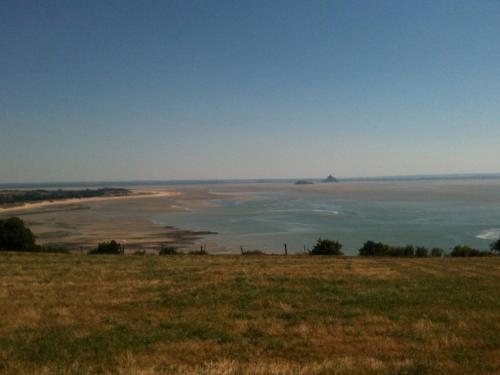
(0, 253, 499, 374)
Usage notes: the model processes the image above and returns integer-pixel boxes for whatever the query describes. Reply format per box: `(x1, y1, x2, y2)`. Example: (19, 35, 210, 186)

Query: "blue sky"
(1, 0, 500, 182)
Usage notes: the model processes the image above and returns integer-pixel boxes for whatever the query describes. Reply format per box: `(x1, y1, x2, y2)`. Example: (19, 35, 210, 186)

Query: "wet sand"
(0, 187, 221, 252)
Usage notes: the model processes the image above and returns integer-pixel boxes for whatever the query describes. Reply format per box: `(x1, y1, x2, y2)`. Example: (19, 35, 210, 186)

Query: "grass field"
(0, 253, 499, 374)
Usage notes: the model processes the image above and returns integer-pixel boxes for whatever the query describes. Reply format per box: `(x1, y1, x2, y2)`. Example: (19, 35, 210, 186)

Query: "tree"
(311, 238, 343, 255)
(490, 238, 500, 254)
(0, 217, 36, 251)
(358, 241, 390, 256)
(359, 241, 376, 256)
(399, 245, 415, 257)
(89, 240, 123, 254)
(159, 246, 179, 255)
(415, 247, 429, 257)
(451, 245, 483, 257)
(430, 248, 444, 257)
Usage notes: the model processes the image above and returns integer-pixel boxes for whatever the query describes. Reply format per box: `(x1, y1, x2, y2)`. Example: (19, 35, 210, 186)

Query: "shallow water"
(153, 180, 500, 255)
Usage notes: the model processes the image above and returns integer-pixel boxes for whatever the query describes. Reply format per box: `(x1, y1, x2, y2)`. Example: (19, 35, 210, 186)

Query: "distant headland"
(294, 180, 314, 185)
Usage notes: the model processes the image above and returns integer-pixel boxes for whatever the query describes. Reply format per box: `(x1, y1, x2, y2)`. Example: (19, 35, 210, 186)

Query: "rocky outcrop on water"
(322, 175, 338, 183)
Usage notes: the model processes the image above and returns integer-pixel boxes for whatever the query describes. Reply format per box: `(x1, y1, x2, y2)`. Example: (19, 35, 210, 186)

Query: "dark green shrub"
(359, 241, 428, 257)
(390, 245, 415, 257)
(358, 241, 412, 256)
(89, 240, 123, 255)
(431, 248, 444, 257)
(490, 238, 500, 254)
(450, 246, 491, 257)
(159, 246, 179, 255)
(415, 247, 429, 257)
(358, 241, 390, 256)
(241, 249, 266, 256)
(0, 217, 36, 251)
(189, 249, 208, 255)
(311, 238, 343, 255)
(187, 245, 208, 255)
(360, 241, 491, 258)
(451, 246, 473, 257)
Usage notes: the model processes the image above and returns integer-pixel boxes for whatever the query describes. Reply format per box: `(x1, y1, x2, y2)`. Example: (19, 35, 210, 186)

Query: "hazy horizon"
(2, 1, 500, 183)
(3, 172, 500, 187)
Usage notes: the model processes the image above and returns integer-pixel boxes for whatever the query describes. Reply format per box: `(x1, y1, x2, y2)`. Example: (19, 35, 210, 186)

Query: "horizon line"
(1, 172, 500, 188)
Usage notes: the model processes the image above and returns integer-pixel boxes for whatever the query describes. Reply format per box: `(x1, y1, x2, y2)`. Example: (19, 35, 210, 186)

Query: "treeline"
(358, 241, 444, 257)
(152, 238, 500, 257)
(0, 188, 129, 205)
(358, 240, 497, 257)
(89, 243, 209, 255)
(306, 239, 499, 257)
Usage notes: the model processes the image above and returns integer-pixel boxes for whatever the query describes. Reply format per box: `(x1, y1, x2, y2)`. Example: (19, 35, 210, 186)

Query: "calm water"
(152, 180, 500, 255)
(8, 178, 499, 255)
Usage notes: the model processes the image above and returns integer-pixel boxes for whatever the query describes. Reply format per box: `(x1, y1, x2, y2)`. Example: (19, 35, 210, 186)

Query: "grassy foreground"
(0, 254, 499, 374)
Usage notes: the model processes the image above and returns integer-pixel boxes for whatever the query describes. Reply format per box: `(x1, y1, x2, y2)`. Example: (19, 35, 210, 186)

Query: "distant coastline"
(0, 188, 130, 207)
(2, 173, 500, 190)
(0, 190, 179, 213)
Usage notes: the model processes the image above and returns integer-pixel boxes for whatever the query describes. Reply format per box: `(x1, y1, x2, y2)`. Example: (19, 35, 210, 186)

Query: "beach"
(0, 188, 208, 252)
(2, 179, 500, 254)
(0, 190, 180, 214)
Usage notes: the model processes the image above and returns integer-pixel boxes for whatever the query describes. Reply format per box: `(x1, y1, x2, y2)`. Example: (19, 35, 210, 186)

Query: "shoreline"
(0, 190, 180, 214)
(0, 187, 222, 252)
(3, 181, 500, 254)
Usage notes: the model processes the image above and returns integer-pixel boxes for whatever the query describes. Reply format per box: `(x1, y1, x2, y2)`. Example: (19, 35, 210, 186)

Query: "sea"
(3, 174, 500, 255)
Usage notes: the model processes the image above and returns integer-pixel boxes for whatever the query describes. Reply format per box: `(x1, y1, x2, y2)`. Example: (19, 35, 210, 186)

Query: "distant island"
(0, 188, 130, 207)
(322, 174, 338, 183)
(295, 180, 314, 185)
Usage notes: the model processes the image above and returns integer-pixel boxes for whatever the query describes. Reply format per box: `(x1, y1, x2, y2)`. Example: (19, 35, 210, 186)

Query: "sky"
(1, 0, 500, 183)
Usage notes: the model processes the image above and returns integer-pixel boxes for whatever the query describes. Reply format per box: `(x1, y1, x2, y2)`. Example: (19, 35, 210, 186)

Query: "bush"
(0, 217, 36, 251)
(310, 238, 343, 255)
(189, 249, 208, 255)
(241, 249, 266, 256)
(358, 241, 415, 257)
(360, 241, 491, 258)
(393, 245, 415, 257)
(188, 245, 208, 255)
(159, 246, 179, 255)
(450, 246, 491, 257)
(490, 238, 500, 254)
(415, 247, 429, 257)
(431, 248, 445, 257)
(89, 240, 123, 255)
(358, 241, 390, 256)
(359, 241, 428, 257)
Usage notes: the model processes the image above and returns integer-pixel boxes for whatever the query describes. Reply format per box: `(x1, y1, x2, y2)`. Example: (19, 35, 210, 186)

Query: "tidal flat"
(3, 179, 500, 254)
